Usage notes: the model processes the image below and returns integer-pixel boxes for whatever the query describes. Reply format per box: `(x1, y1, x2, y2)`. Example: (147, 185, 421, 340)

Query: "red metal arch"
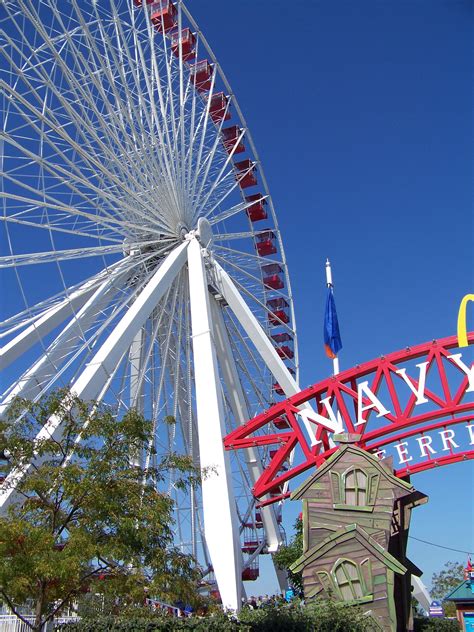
(224, 334, 474, 505)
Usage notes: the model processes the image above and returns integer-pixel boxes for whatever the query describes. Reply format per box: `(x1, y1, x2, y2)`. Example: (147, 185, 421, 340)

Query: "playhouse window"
(333, 560, 364, 601)
(344, 468, 368, 506)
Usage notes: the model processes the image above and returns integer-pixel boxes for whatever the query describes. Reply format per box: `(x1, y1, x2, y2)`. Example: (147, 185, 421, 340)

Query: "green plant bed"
(413, 617, 460, 631)
(56, 612, 247, 631)
(57, 601, 381, 632)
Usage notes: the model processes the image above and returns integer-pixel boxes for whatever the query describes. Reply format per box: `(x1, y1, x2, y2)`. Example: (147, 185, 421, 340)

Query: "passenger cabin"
(242, 567, 259, 581)
(271, 331, 292, 344)
(242, 528, 261, 553)
(171, 28, 196, 61)
(246, 194, 267, 222)
(221, 126, 245, 154)
(151, 1, 177, 32)
(273, 383, 285, 396)
(264, 274, 284, 290)
(273, 416, 290, 430)
(133, 0, 154, 7)
(256, 230, 277, 257)
(262, 262, 284, 288)
(268, 309, 289, 325)
(208, 92, 231, 124)
(276, 345, 294, 360)
(235, 159, 257, 189)
(255, 511, 263, 528)
(190, 60, 213, 91)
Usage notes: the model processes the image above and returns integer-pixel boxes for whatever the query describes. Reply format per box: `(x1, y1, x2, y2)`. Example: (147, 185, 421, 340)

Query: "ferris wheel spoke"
(0, 258, 131, 368)
(107, 4, 175, 202)
(0, 244, 133, 269)
(0, 215, 122, 244)
(193, 170, 245, 227)
(209, 196, 268, 226)
(213, 254, 289, 308)
(0, 265, 136, 411)
(192, 129, 246, 221)
(214, 231, 258, 242)
(0, 169, 136, 239)
(131, 24, 183, 219)
(187, 58, 219, 211)
(213, 243, 284, 268)
(86, 2, 174, 210)
(0, 259, 129, 335)
(4, 2, 147, 189)
(223, 312, 270, 408)
(1, 133, 166, 238)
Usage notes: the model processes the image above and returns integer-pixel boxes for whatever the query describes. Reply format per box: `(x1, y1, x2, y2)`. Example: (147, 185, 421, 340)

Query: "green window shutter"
(367, 473, 380, 506)
(330, 471, 341, 504)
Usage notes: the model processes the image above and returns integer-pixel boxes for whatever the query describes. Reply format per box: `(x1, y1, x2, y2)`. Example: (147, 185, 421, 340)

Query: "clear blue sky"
(187, 0, 473, 595)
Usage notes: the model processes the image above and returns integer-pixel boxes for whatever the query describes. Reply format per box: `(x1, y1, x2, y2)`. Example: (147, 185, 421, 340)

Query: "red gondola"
(242, 540, 259, 553)
(273, 383, 284, 396)
(208, 92, 231, 124)
(264, 274, 284, 290)
(190, 60, 213, 91)
(256, 230, 276, 257)
(242, 567, 259, 581)
(221, 126, 245, 154)
(268, 309, 289, 325)
(171, 28, 196, 61)
(245, 194, 267, 222)
(276, 345, 294, 360)
(271, 331, 292, 343)
(235, 159, 257, 188)
(273, 416, 290, 430)
(150, 1, 177, 33)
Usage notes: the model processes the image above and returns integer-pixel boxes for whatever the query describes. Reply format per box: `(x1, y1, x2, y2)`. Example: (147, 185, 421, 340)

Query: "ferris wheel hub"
(177, 222, 189, 241)
(196, 217, 213, 248)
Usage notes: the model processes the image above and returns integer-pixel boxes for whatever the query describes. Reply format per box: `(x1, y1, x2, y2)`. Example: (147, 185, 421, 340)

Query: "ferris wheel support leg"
(129, 328, 146, 468)
(187, 238, 242, 612)
(213, 262, 317, 445)
(0, 266, 130, 416)
(0, 243, 189, 515)
(0, 264, 122, 371)
(209, 296, 283, 552)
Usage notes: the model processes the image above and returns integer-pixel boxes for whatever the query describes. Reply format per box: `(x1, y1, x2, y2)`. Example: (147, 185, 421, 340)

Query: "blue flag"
(324, 287, 342, 359)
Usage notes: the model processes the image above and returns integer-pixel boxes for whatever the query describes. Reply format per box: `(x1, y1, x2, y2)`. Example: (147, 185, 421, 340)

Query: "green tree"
(0, 391, 201, 632)
(273, 516, 303, 593)
(431, 560, 465, 617)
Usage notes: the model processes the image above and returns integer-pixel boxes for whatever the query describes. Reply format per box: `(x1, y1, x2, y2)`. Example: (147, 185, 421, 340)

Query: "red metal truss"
(224, 334, 474, 501)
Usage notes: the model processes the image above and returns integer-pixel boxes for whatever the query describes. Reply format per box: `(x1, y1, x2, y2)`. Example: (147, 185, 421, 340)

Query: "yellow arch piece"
(457, 294, 474, 347)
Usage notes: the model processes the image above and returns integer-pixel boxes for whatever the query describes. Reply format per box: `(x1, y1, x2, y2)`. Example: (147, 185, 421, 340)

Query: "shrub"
(413, 617, 460, 631)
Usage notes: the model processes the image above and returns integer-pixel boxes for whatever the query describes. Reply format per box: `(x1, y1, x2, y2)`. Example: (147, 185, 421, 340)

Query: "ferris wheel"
(0, 0, 302, 609)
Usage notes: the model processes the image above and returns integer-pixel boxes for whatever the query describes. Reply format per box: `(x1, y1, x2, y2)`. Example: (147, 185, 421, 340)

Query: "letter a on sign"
(355, 381, 391, 426)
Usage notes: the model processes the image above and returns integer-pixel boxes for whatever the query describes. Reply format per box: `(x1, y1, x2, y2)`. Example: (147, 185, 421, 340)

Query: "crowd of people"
(243, 593, 291, 610)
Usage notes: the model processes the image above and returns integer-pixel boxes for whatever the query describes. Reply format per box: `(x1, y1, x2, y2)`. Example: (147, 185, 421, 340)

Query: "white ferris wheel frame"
(0, 0, 309, 611)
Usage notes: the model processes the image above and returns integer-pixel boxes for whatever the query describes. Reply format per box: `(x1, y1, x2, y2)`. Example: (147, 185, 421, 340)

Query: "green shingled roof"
(445, 580, 474, 602)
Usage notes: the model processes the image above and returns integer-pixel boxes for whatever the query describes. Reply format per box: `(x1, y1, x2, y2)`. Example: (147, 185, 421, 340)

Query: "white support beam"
(209, 296, 282, 550)
(187, 237, 242, 612)
(213, 262, 317, 445)
(0, 266, 121, 370)
(0, 242, 189, 513)
(129, 328, 146, 468)
(0, 264, 131, 415)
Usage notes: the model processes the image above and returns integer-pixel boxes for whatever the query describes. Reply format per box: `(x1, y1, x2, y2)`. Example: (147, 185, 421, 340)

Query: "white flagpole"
(325, 258, 340, 375)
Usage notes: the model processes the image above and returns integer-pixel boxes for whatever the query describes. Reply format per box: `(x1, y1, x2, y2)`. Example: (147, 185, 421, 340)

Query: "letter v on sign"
(296, 397, 345, 446)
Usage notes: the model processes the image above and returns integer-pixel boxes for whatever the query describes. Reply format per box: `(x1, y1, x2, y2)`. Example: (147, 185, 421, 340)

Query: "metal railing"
(0, 614, 80, 632)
